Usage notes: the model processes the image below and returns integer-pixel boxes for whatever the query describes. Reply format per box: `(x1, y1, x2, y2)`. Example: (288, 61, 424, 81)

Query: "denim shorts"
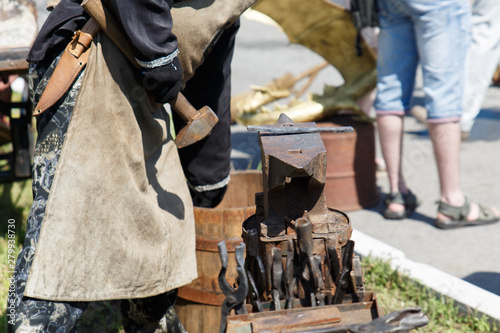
(374, 0, 471, 122)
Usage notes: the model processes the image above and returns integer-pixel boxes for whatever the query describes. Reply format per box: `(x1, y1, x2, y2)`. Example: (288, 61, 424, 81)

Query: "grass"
(0, 178, 32, 332)
(361, 255, 499, 332)
(0, 88, 33, 331)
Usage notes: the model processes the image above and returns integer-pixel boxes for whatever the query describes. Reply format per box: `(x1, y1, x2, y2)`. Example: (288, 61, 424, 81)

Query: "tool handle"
(218, 241, 229, 270)
(81, 0, 198, 122)
(81, 16, 101, 36)
(82, 0, 139, 69)
(296, 218, 313, 257)
(170, 93, 199, 122)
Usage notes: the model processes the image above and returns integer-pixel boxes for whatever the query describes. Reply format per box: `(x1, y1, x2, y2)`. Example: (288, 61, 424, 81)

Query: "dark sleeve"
(103, 0, 183, 103)
(27, 0, 89, 62)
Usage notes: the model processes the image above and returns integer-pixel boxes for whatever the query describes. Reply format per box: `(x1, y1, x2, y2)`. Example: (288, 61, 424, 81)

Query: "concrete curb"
(351, 229, 500, 321)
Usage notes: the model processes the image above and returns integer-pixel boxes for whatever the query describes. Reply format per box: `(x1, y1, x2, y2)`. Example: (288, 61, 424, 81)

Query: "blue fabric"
(374, 0, 471, 121)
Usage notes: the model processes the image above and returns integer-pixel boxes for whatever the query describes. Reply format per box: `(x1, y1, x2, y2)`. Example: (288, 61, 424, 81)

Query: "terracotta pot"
(318, 116, 379, 211)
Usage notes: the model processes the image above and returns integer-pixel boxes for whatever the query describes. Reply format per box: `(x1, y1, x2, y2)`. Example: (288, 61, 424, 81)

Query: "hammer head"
(174, 106, 219, 148)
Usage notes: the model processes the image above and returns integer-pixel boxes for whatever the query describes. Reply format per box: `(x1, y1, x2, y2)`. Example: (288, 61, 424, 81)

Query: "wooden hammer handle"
(81, 0, 198, 120)
(81, 0, 138, 68)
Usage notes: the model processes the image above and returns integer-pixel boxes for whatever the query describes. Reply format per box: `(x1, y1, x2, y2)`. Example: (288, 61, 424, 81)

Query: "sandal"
(383, 190, 419, 220)
(435, 197, 500, 229)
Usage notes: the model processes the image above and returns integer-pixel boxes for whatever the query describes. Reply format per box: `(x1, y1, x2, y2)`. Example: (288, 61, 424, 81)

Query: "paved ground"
(230, 13, 500, 299)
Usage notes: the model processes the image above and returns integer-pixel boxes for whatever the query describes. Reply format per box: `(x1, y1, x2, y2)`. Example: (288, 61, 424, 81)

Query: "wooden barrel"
(176, 170, 263, 333)
(318, 116, 379, 211)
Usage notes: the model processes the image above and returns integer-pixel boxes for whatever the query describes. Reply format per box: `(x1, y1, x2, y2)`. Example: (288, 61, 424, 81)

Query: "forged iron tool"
(351, 255, 365, 300)
(323, 260, 334, 306)
(349, 307, 429, 333)
(81, 0, 218, 149)
(271, 247, 284, 311)
(296, 217, 322, 307)
(313, 255, 326, 306)
(332, 240, 355, 304)
(245, 229, 266, 312)
(218, 241, 249, 333)
(245, 229, 267, 292)
(247, 270, 264, 313)
(325, 245, 341, 305)
(284, 239, 296, 309)
(297, 307, 429, 333)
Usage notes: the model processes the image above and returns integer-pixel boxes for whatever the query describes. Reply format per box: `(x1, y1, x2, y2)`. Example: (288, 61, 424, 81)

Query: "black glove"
(139, 56, 183, 104)
(189, 185, 228, 208)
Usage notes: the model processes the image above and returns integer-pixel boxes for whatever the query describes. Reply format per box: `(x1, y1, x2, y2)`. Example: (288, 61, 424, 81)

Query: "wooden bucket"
(318, 116, 379, 211)
(176, 170, 263, 333)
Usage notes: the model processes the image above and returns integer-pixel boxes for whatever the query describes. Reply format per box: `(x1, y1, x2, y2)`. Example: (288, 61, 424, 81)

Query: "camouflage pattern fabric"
(120, 290, 186, 333)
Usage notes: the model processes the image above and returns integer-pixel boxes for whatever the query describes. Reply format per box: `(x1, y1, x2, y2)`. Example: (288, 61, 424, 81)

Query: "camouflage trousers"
(7, 54, 186, 333)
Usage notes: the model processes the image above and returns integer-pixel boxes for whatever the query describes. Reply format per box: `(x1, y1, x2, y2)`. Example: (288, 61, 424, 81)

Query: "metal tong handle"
(296, 218, 321, 307)
(218, 241, 248, 333)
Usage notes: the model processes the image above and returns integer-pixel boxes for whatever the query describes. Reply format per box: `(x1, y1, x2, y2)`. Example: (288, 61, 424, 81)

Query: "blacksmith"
(6, 0, 245, 331)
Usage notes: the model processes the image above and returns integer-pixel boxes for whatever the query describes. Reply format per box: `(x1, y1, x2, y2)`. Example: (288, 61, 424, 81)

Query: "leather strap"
(33, 20, 100, 116)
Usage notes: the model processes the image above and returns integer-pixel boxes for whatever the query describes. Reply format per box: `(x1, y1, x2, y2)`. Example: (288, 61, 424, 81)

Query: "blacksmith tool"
(332, 240, 355, 304)
(245, 229, 267, 293)
(80, 0, 218, 149)
(325, 245, 341, 305)
(297, 307, 429, 333)
(296, 217, 321, 307)
(247, 125, 353, 135)
(271, 247, 284, 311)
(351, 255, 365, 301)
(313, 255, 326, 306)
(284, 239, 296, 309)
(245, 230, 264, 313)
(247, 270, 264, 313)
(350, 307, 429, 333)
(218, 241, 249, 333)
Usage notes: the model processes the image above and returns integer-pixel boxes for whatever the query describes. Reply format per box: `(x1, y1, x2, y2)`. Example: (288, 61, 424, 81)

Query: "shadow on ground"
(463, 272, 500, 297)
(362, 190, 437, 227)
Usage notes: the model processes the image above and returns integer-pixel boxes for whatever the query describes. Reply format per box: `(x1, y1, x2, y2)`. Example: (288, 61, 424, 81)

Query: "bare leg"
(377, 114, 409, 214)
(428, 121, 499, 220)
(428, 122, 463, 205)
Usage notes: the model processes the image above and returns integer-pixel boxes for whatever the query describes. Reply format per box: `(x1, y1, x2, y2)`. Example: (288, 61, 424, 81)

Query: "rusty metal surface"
(256, 114, 351, 236)
(219, 242, 249, 333)
(241, 114, 353, 305)
(174, 105, 219, 149)
(228, 305, 342, 333)
(247, 125, 353, 134)
(226, 292, 380, 333)
(218, 116, 426, 332)
(236, 117, 362, 310)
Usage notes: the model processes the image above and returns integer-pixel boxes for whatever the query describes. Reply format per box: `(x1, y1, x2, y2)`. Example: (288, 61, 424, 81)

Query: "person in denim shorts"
(374, 0, 500, 228)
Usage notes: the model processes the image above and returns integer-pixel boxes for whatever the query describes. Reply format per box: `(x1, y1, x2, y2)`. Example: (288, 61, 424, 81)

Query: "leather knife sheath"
(33, 20, 99, 116)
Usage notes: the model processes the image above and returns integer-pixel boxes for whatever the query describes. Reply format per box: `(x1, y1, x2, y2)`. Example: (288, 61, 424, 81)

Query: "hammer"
(81, 0, 218, 149)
